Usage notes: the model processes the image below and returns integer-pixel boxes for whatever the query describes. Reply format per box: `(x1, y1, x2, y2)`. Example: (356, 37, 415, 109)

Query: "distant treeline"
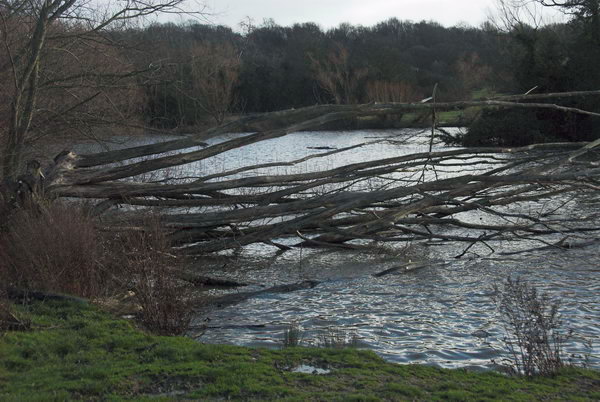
(5, 0, 600, 184)
(125, 19, 511, 128)
(121, 15, 599, 144)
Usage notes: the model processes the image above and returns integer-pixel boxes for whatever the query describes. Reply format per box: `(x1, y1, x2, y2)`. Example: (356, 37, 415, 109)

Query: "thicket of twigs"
(492, 277, 571, 376)
(0, 201, 194, 335)
(115, 215, 195, 335)
(0, 298, 31, 332)
(0, 203, 111, 298)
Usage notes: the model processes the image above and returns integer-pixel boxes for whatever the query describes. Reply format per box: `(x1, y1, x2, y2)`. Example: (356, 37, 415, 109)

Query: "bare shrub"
(0, 202, 115, 299)
(366, 80, 422, 103)
(317, 327, 360, 349)
(491, 277, 570, 376)
(116, 216, 194, 336)
(309, 42, 369, 105)
(282, 322, 303, 348)
(186, 41, 241, 125)
(0, 201, 196, 335)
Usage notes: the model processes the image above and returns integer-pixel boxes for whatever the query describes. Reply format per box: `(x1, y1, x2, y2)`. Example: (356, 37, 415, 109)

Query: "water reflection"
(195, 245, 599, 370)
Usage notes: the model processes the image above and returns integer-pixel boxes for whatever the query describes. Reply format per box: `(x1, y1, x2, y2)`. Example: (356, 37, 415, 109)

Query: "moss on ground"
(1, 300, 599, 401)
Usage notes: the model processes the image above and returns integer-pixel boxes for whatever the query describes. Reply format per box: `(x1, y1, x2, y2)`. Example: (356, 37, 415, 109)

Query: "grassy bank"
(1, 301, 599, 401)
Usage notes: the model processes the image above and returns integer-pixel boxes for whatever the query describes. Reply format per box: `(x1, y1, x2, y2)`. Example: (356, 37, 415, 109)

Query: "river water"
(78, 129, 600, 370)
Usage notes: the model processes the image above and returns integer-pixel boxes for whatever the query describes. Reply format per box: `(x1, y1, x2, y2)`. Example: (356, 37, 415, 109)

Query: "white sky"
(199, 0, 500, 30)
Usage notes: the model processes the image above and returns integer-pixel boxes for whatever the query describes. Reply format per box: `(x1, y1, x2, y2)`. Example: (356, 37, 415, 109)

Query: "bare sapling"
(117, 214, 195, 336)
(491, 277, 572, 376)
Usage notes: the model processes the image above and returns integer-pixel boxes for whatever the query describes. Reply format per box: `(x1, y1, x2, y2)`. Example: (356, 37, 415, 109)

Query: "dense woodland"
(133, 19, 505, 124)
(117, 19, 501, 131)
(128, 7, 600, 146)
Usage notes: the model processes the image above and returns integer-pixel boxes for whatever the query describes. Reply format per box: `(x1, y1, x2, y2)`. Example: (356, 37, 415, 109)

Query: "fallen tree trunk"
(16, 90, 600, 256)
(177, 273, 249, 288)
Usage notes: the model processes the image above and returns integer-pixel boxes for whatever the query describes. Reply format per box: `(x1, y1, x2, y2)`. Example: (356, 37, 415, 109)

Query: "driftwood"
(204, 280, 321, 309)
(373, 261, 449, 277)
(0, 301, 30, 331)
(178, 273, 249, 288)
(16, 89, 600, 256)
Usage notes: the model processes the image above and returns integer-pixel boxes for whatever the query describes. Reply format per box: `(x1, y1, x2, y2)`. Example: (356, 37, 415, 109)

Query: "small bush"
(116, 216, 194, 336)
(0, 203, 195, 336)
(491, 277, 570, 376)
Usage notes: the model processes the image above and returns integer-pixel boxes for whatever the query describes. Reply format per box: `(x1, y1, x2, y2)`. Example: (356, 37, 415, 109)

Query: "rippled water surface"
(79, 129, 600, 369)
(195, 245, 599, 369)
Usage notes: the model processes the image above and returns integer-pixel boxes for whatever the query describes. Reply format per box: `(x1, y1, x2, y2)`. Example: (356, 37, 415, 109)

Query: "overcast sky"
(200, 0, 499, 30)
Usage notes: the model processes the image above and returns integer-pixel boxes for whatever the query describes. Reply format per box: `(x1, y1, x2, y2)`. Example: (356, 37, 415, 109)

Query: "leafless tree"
(184, 41, 241, 125)
(536, 0, 600, 40)
(537, 0, 599, 17)
(310, 43, 368, 105)
(454, 53, 493, 92)
(490, 0, 551, 32)
(0, 0, 204, 180)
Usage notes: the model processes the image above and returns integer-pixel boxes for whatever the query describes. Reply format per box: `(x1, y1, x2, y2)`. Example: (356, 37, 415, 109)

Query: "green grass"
(1, 300, 599, 400)
(472, 88, 496, 100)
(396, 88, 506, 127)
